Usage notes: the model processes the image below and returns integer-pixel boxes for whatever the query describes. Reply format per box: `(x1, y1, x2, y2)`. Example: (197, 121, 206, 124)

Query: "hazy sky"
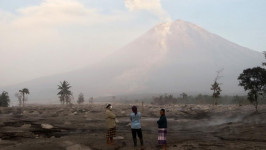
(0, 0, 265, 86)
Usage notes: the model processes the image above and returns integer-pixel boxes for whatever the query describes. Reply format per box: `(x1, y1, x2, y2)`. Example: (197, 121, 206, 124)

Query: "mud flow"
(1, 104, 266, 150)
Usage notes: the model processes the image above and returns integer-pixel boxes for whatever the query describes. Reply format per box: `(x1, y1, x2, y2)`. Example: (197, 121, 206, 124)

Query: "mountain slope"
(3, 20, 264, 102)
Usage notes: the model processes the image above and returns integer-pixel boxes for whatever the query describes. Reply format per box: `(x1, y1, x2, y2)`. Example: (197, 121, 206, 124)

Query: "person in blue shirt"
(130, 106, 144, 148)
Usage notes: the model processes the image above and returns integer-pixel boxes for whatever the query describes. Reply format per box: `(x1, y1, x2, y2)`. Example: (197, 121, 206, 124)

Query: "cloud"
(0, 0, 168, 86)
(9, 0, 124, 28)
(0, 0, 133, 86)
(124, 0, 171, 21)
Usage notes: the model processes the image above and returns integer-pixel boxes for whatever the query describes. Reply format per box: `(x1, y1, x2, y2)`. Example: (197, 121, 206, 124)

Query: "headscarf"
(132, 106, 137, 115)
(106, 104, 111, 109)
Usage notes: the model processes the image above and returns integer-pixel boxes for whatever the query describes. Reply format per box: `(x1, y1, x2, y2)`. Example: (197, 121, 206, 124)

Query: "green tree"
(211, 69, 223, 105)
(0, 91, 10, 107)
(57, 81, 72, 105)
(77, 93, 84, 104)
(19, 88, 30, 107)
(238, 67, 266, 112)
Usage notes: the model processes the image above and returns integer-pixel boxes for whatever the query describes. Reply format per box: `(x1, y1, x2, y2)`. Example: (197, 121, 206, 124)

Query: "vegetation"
(57, 81, 72, 105)
(0, 91, 10, 107)
(15, 92, 23, 107)
(89, 97, 94, 104)
(263, 51, 266, 66)
(180, 92, 188, 99)
(77, 93, 85, 104)
(151, 94, 251, 105)
(152, 94, 177, 105)
(238, 67, 266, 112)
(19, 88, 30, 107)
(211, 69, 223, 105)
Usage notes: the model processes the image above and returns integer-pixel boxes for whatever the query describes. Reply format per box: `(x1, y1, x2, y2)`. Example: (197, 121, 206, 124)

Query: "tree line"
(152, 51, 266, 112)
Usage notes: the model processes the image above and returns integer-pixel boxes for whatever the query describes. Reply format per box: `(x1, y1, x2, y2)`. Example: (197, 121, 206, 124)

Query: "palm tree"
(57, 81, 72, 105)
(19, 88, 30, 107)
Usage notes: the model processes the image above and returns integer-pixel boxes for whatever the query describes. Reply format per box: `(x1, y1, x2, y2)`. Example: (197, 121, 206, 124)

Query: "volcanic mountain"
(3, 20, 264, 102)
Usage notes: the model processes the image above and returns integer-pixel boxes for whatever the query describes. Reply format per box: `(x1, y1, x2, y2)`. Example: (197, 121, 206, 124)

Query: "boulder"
(41, 123, 53, 129)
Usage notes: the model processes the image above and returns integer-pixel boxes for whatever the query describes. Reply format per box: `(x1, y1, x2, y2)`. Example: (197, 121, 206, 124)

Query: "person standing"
(157, 109, 167, 150)
(130, 106, 144, 148)
(106, 104, 116, 145)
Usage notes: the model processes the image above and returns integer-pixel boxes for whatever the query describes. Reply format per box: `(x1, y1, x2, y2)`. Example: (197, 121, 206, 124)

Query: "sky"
(0, 0, 265, 86)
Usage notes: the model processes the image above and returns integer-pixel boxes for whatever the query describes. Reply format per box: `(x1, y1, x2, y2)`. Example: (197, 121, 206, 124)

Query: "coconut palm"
(57, 81, 72, 105)
(19, 88, 30, 107)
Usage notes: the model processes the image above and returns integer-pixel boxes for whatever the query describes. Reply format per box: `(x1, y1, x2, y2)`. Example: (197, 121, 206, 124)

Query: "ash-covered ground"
(0, 103, 266, 150)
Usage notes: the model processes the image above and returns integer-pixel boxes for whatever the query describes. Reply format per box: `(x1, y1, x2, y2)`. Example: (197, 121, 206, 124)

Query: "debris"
(63, 141, 74, 146)
(114, 136, 124, 140)
(21, 124, 31, 128)
(66, 144, 91, 150)
(32, 111, 40, 115)
(64, 121, 72, 125)
(41, 123, 53, 129)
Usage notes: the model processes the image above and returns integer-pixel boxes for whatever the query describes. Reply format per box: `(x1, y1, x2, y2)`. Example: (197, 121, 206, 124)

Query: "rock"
(63, 141, 74, 146)
(0, 108, 9, 114)
(64, 121, 72, 125)
(66, 144, 91, 150)
(41, 123, 53, 129)
(113, 136, 124, 140)
(23, 111, 29, 114)
(21, 124, 31, 128)
(32, 111, 40, 115)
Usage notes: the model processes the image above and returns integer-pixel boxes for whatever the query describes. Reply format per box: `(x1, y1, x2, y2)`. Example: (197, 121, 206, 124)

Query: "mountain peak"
(5, 20, 264, 101)
(155, 19, 204, 30)
(150, 19, 210, 38)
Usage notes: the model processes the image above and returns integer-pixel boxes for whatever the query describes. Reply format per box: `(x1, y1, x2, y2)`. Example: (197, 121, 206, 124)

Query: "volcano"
(3, 20, 264, 102)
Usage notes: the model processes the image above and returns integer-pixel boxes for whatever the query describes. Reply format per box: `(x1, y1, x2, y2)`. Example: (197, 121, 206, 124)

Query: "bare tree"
(15, 92, 22, 107)
(180, 92, 188, 99)
(89, 97, 94, 104)
(263, 51, 266, 66)
(77, 93, 85, 104)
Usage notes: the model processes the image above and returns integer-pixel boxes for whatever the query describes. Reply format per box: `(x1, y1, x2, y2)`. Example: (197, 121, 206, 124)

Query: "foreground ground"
(0, 103, 266, 150)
